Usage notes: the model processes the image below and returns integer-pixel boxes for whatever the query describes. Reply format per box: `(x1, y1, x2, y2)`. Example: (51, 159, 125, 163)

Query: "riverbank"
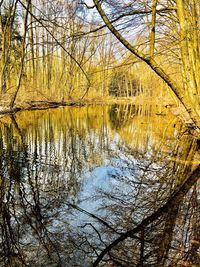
(0, 96, 170, 116)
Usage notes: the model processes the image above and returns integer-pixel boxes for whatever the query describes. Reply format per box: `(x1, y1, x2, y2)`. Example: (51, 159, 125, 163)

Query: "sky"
(84, 0, 94, 6)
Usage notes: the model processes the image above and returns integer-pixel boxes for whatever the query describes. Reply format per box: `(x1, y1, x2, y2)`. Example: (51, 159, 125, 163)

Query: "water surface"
(0, 104, 199, 267)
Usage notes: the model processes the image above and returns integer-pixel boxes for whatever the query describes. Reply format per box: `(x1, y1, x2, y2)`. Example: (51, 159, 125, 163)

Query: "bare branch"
(18, 0, 91, 94)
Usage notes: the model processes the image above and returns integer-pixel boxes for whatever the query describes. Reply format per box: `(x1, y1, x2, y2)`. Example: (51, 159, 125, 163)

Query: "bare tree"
(0, 0, 18, 93)
(92, 0, 200, 129)
(10, 0, 31, 107)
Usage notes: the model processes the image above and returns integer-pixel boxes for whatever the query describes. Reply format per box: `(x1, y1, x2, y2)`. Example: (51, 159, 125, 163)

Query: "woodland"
(0, 1, 200, 267)
(0, 0, 199, 129)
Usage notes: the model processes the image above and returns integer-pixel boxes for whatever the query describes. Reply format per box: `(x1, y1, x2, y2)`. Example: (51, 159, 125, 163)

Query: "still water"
(0, 104, 199, 267)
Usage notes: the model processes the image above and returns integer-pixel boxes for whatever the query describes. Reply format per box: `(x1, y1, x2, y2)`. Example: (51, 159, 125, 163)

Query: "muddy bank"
(0, 97, 163, 116)
(0, 100, 86, 116)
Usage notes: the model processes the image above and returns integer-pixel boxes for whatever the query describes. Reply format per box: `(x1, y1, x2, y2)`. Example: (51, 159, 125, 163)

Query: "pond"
(0, 104, 199, 267)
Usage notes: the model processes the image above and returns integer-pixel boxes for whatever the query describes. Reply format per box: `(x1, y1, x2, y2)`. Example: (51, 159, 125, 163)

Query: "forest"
(1, 1, 198, 112)
(0, 1, 200, 267)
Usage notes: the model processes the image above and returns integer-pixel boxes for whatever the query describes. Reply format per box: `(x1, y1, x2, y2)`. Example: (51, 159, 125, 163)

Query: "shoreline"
(0, 97, 170, 116)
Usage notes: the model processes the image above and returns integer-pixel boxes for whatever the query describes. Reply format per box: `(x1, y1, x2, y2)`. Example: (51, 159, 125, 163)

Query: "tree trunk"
(10, 0, 31, 108)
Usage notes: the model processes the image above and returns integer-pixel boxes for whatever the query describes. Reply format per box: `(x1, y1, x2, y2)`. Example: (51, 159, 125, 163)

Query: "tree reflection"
(0, 117, 64, 267)
(0, 105, 199, 267)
